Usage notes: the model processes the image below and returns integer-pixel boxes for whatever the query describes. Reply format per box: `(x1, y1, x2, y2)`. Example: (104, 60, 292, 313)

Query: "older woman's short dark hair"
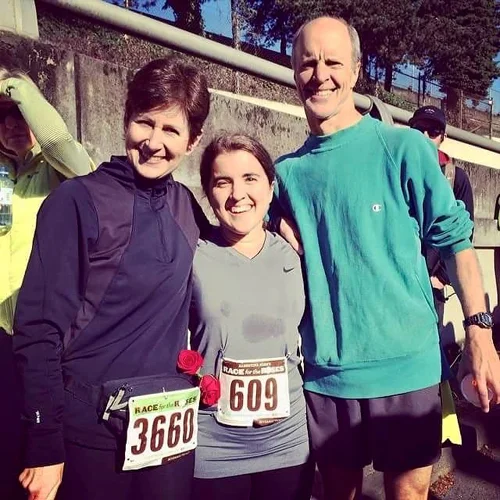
(200, 133, 275, 196)
(124, 56, 210, 143)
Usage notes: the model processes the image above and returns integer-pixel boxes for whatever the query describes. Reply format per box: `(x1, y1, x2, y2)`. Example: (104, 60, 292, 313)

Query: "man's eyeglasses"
(0, 106, 24, 124)
(411, 124, 444, 139)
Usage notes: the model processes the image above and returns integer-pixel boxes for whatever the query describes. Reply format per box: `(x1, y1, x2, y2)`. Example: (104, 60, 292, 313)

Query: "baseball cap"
(409, 105, 446, 130)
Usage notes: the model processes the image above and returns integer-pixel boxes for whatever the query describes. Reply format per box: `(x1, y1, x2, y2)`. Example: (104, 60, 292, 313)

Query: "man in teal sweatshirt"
(274, 15, 500, 500)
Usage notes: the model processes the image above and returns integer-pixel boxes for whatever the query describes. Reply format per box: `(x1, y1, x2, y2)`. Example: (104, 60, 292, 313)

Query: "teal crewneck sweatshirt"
(275, 115, 473, 398)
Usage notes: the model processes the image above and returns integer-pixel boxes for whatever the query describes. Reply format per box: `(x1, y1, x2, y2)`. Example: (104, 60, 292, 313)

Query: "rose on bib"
(200, 374, 221, 406)
(177, 349, 204, 375)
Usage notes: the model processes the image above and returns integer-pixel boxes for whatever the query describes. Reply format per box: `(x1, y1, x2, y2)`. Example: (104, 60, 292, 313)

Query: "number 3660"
(131, 409, 195, 455)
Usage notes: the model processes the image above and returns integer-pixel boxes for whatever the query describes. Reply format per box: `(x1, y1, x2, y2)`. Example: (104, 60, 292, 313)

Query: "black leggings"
(191, 461, 314, 500)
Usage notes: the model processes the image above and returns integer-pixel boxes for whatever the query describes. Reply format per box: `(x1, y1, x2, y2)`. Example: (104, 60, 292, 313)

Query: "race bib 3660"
(123, 387, 200, 471)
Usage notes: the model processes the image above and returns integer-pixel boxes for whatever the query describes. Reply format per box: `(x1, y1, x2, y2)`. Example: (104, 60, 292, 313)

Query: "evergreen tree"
(239, 0, 420, 90)
(114, 0, 500, 111)
(415, 0, 500, 114)
(112, 0, 206, 34)
(350, 0, 420, 91)
(240, 0, 322, 56)
(238, 0, 499, 100)
(165, 0, 207, 34)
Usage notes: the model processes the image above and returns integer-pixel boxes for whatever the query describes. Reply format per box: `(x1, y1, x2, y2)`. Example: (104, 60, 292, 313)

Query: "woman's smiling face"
(125, 105, 197, 179)
(208, 150, 274, 239)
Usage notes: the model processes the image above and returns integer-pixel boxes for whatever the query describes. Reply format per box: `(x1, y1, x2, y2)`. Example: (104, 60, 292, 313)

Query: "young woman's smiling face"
(208, 150, 274, 239)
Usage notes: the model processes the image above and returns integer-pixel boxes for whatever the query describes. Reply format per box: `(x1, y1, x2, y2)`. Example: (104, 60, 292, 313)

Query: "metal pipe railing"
(40, 0, 500, 155)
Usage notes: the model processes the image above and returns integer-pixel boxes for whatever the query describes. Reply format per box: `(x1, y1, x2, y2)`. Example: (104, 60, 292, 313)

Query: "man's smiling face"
(293, 18, 360, 134)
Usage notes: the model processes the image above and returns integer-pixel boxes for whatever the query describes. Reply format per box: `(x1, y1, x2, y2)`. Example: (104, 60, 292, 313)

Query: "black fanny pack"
(64, 372, 195, 437)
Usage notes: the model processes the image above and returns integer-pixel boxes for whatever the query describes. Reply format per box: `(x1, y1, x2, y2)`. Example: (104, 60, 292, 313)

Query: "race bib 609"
(216, 357, 290, 427)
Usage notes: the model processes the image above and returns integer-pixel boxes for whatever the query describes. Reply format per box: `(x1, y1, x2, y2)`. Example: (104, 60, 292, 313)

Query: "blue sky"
(203, 0, 232, 36)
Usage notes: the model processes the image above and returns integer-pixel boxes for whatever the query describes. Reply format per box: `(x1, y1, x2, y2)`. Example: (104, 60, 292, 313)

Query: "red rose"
(177, 350, 204, 375)
(199, 374, 221, 406)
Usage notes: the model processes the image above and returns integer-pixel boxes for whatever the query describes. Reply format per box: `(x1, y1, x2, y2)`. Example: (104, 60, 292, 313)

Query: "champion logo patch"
(372, 204, 383, 212)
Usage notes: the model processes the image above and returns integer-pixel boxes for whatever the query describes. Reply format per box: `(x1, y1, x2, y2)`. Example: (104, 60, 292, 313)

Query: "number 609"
(229, 377, 278, 412)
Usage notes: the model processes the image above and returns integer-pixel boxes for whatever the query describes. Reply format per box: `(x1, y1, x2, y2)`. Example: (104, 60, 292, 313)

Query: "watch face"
(479, 313, 494, 328)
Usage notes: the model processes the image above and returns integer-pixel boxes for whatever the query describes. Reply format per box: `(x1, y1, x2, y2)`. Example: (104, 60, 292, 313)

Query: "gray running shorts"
(305, 384, 442, 472)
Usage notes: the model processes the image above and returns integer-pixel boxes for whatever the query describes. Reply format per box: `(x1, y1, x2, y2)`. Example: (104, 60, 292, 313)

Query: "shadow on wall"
(440, 320, 456, 348)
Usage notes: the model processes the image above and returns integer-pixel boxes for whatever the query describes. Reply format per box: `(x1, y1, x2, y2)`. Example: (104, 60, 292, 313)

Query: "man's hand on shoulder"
(430, 276, 445, 291)
(19, 463, 64, 500)
(459, 328, 500, 413)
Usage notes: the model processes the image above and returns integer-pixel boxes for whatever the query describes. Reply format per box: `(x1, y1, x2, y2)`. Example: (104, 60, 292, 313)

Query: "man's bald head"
(291, 16, 361, 70)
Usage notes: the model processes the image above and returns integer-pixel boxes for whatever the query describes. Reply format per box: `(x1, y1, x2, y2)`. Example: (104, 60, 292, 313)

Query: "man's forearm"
(444, 248, 487, 320)
(445, 247, 500, 412)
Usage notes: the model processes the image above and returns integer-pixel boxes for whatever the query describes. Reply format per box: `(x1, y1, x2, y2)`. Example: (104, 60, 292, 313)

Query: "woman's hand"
(19, 463, 64, 500)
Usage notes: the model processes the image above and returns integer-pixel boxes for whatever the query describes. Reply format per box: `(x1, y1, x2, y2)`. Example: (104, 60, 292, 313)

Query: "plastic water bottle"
(0, 165, 14, 234)
(460, 374, 494, 407)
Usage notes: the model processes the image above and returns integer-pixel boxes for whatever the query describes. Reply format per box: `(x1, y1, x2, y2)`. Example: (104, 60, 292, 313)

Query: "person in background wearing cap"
(409, 105, 474, 323)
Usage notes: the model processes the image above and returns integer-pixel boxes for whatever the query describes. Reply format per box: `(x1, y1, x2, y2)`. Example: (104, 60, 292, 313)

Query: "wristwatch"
(463, 312, 494, 329)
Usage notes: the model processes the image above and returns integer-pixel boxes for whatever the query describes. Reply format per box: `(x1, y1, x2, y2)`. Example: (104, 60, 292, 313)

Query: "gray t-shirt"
(190, 230, 309, 478)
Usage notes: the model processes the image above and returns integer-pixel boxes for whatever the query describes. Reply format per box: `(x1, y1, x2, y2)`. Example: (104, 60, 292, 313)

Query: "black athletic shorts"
(305, 384, 442, 472)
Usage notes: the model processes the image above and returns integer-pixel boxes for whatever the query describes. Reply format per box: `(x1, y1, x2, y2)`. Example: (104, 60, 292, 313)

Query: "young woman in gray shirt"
(189, 133, 312, 500)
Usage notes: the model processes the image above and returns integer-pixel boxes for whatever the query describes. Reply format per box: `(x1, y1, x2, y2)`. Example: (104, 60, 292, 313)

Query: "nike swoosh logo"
(283, 267, 295, 273)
